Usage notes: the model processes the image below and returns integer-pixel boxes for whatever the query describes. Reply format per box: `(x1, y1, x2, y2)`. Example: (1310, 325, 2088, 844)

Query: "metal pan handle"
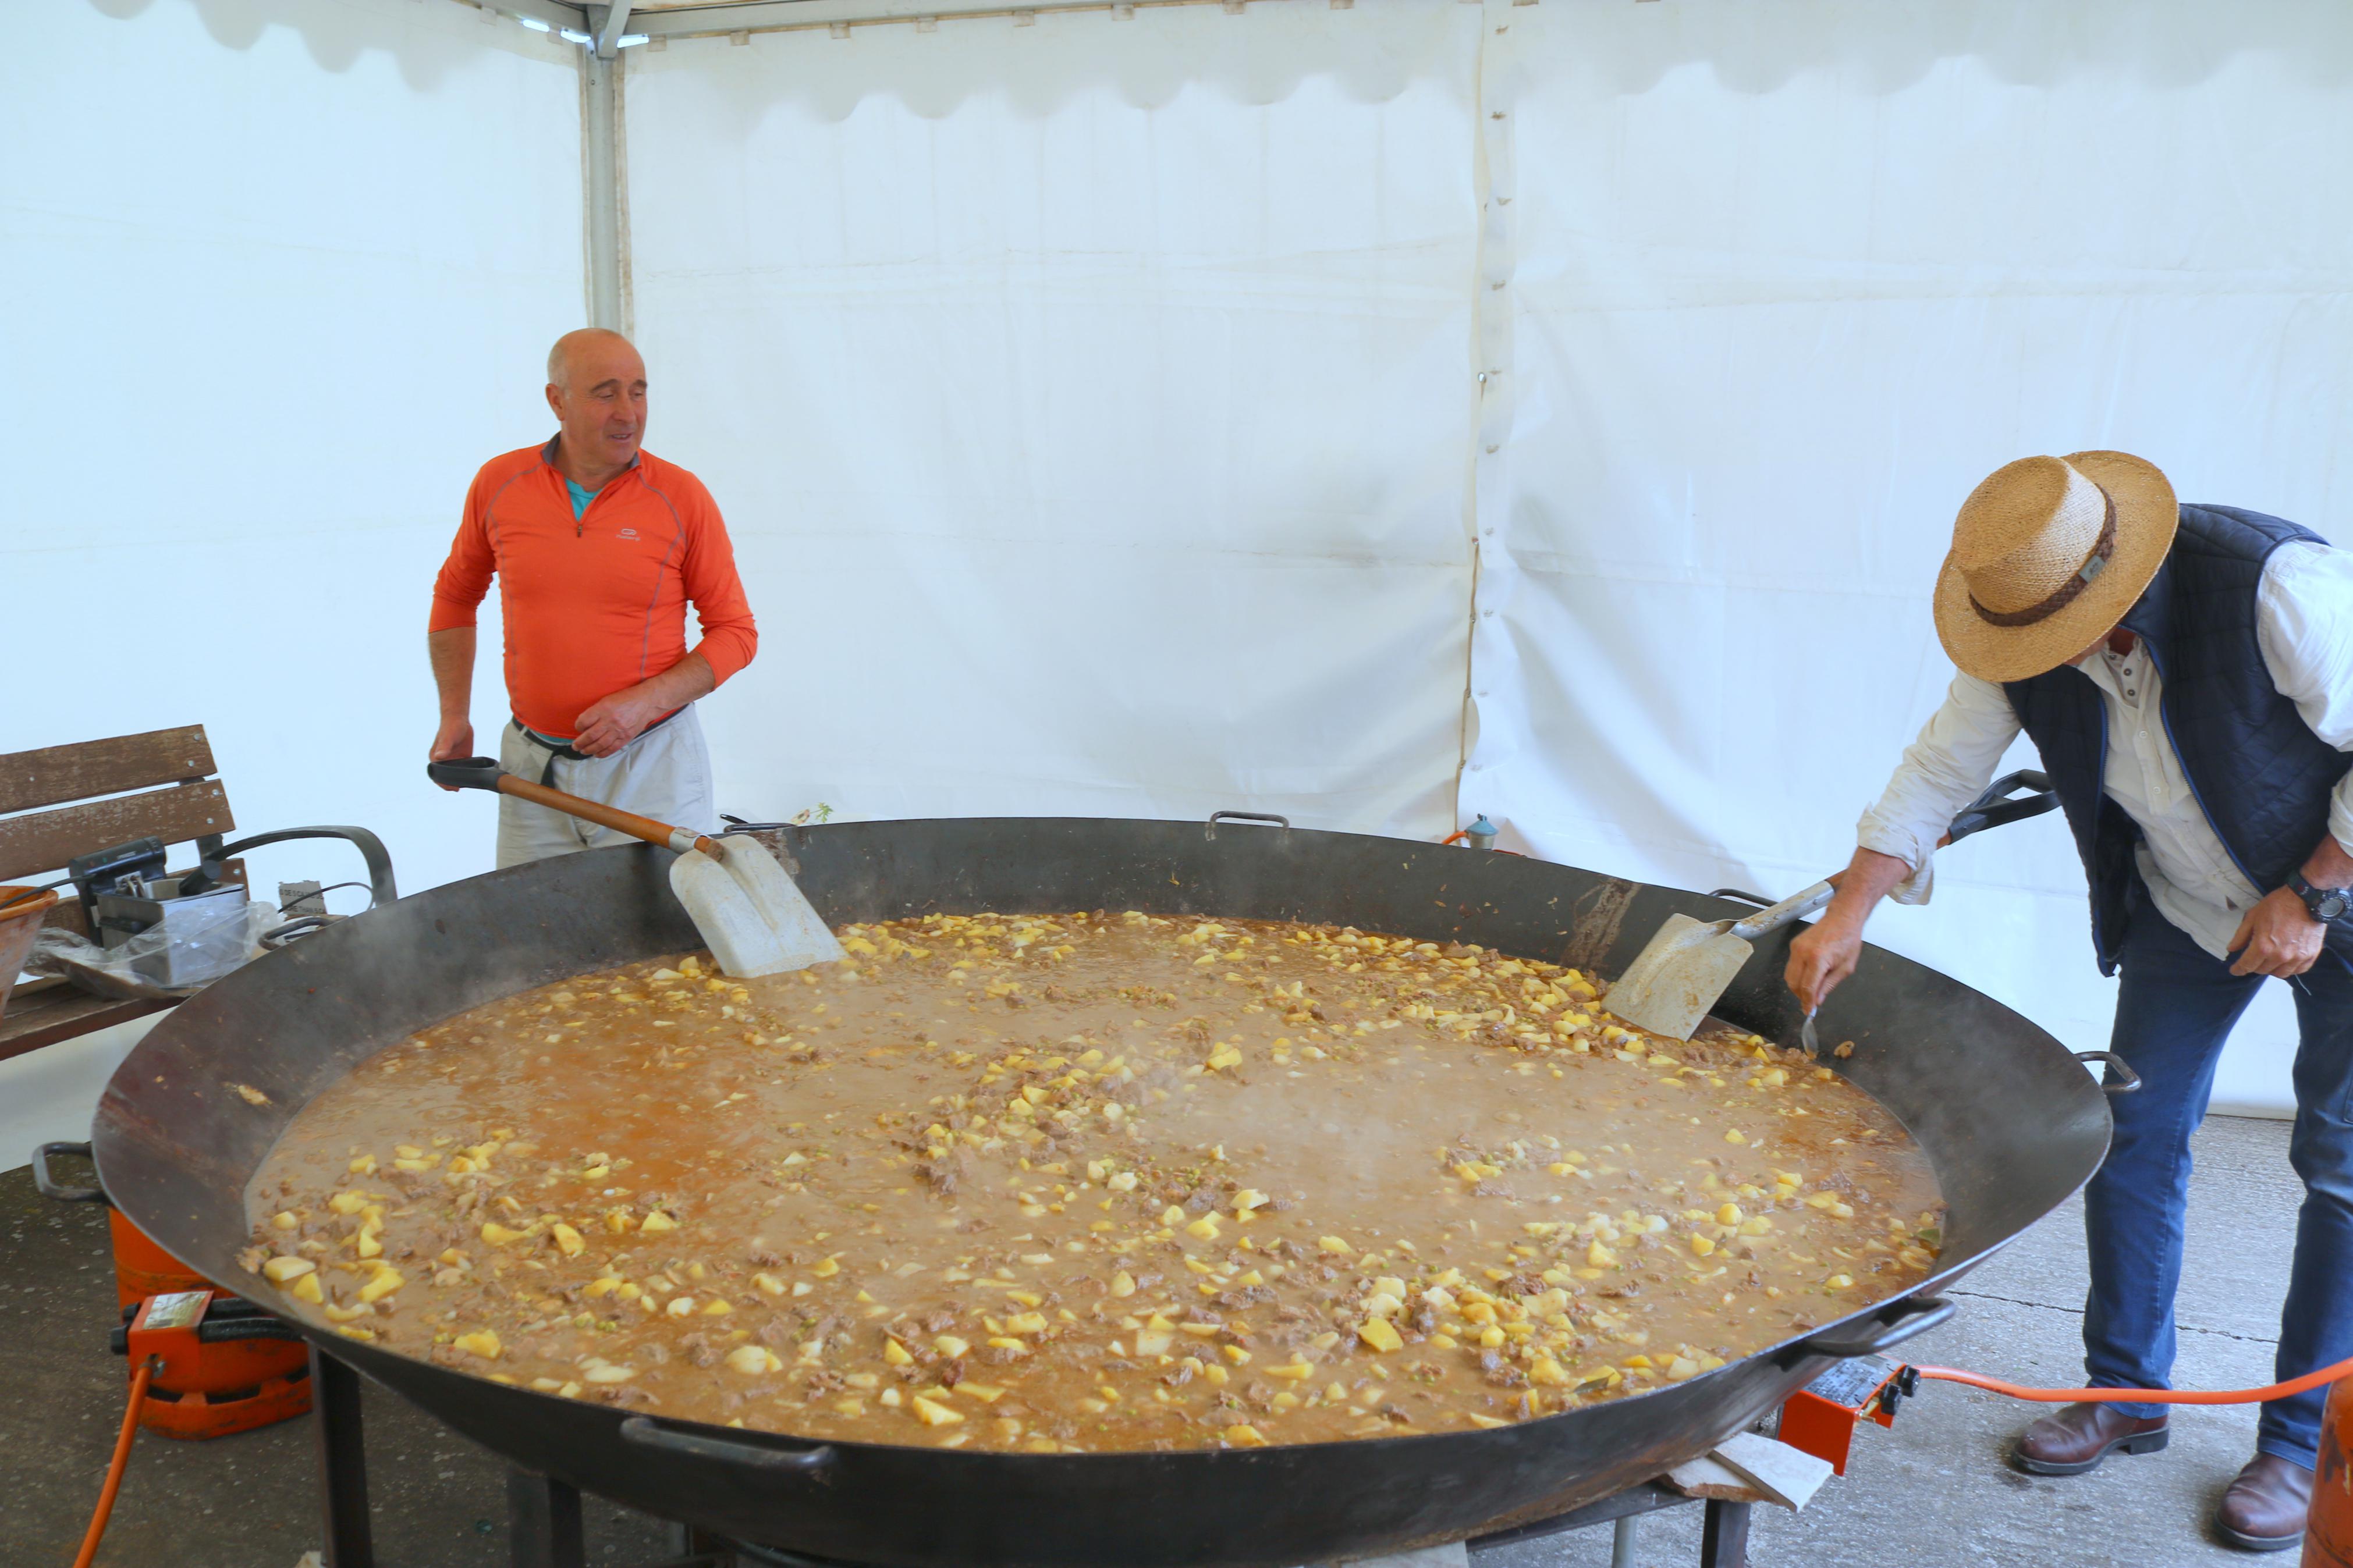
(1792, 1296, 1954, 1361)
(2075, 1050, 2142, 1094)
(1207, 810, 1290, 829)
(32, 1141, 108, 1206)
(618, 1415, 836, 1478)
(217, 827, 399, 908)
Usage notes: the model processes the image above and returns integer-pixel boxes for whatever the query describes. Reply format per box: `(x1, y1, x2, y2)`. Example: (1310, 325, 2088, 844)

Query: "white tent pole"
(580, 24, 626, 332)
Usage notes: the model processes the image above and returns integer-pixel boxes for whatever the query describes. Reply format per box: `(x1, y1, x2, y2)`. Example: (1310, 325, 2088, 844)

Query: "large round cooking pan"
(87, 816, 2111, 1567)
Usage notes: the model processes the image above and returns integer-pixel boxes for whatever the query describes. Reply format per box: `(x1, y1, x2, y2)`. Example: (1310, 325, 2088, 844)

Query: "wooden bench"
(0, 725, 395, 1063)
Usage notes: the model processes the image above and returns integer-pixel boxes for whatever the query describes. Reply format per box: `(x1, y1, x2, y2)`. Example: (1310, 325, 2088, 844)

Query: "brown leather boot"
(2013, 1400, 2170, 1475)
(2214, 1453, 2311, 1552)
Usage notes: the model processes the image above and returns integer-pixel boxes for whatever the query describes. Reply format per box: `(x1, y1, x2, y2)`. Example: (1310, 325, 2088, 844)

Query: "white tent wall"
(1465, 0, 2353, 1115)
(9, 0, 2341, 1161)
(621, 2, 1482, 835)
(1, 0, 584, 1164)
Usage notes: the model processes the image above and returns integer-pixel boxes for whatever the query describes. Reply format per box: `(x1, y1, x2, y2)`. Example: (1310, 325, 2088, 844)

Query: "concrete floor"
(0, 1116, 2302, 1567)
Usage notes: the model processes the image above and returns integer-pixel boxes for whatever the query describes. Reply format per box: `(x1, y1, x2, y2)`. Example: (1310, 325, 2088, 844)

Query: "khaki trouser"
(495, 707, 716, 869)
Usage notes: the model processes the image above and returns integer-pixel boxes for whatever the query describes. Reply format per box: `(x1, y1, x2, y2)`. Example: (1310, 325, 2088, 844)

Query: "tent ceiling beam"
(496, 0, 594, 31)
(628, 0, 1213, 39)
(593, 0, 636, 55)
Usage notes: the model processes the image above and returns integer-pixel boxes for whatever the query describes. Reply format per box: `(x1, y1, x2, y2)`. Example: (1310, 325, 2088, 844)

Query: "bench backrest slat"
(0, 780, 236, 884)
(0, 726, 218, 816)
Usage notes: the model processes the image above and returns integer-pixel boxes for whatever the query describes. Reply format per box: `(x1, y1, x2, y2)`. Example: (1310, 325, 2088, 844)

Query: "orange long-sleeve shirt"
(430, 439, 758, 741)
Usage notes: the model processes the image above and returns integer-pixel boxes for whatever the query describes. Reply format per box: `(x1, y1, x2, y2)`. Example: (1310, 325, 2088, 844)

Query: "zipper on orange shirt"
(572, 470, 630, 535)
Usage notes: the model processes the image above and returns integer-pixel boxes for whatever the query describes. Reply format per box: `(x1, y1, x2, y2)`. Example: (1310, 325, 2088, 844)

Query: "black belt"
(510, 707, 682, 788)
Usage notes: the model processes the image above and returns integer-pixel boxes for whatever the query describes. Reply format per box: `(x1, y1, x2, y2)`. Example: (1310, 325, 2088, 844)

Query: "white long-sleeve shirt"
(1859, 539, 2353, 959)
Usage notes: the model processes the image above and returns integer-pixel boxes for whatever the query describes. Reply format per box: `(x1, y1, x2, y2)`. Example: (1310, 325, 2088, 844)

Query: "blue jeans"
(2082, 894, 2353, 1468)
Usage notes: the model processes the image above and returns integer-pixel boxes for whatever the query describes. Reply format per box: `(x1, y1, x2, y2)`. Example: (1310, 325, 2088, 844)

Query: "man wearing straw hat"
(1787, 451, 2353, 1552)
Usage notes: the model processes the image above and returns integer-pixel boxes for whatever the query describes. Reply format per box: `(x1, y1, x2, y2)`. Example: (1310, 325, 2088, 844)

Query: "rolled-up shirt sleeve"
(1855, 674, 2022, 904)
(676, 479, 758, 686)
(2255, 541, 2353, 861)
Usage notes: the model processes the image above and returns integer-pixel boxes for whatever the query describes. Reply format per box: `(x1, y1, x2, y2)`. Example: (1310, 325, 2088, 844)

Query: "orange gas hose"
(73, 1356, 154, 1568)
(1914, 1354, 2353, 1406)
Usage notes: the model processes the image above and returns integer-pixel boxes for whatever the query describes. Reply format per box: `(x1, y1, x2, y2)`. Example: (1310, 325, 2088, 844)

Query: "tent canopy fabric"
(15, 0, 2349, 1121)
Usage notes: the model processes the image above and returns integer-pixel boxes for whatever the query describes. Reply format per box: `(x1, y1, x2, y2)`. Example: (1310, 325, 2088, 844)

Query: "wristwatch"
(2288, 871, 2352, 925)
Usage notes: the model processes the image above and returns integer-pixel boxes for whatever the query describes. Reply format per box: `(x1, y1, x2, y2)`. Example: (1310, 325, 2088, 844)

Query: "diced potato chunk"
(453, 1331, 503, 1360)
(1357, 1318, 1403, 1353)
(911, 1395, 963, 1427)
(358, 1268, 404, 1303)
(262, 1256, 317, 1283)
(726, 1346, 785, 1374)
(638, 1211, 678, 1235)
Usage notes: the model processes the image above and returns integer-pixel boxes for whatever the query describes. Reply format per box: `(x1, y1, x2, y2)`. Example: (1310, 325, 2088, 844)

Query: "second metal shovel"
(1600, 770, 2059, 1041)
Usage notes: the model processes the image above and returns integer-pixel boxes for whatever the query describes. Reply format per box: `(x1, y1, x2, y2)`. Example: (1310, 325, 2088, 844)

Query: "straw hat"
(1932, 450, 2177, 682)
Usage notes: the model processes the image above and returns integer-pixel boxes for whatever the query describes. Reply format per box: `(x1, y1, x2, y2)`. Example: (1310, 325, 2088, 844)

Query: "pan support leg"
(509, 1469, 587, 1568)
(1610, 1514, 1639, 1568)
(310, 1346, 374, 1568)
(1699, 1499, 1751, 1568)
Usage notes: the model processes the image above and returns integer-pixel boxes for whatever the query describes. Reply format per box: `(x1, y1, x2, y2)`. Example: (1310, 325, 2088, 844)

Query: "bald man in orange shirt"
(428, 329, 758, 867)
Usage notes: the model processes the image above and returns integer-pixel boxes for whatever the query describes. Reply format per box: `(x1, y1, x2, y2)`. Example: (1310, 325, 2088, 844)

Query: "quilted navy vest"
(2001, 505, 2348, 973)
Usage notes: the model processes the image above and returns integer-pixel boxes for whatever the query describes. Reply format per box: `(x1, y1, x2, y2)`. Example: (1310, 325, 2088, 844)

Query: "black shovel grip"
(619, 1415, 836, 1478)
(1791, 1295, 1954, 1361)
(1945, 770, 2059, 845)
(427, 758, 507, 793)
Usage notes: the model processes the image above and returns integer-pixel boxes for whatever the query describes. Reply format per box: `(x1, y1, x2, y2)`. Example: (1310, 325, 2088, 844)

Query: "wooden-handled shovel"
(427, 758, 844, 979)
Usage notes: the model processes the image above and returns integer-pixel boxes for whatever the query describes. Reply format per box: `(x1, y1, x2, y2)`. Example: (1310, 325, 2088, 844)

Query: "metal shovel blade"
(668, 839, 844, 979)
(1600, 914, 1753, 1042)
